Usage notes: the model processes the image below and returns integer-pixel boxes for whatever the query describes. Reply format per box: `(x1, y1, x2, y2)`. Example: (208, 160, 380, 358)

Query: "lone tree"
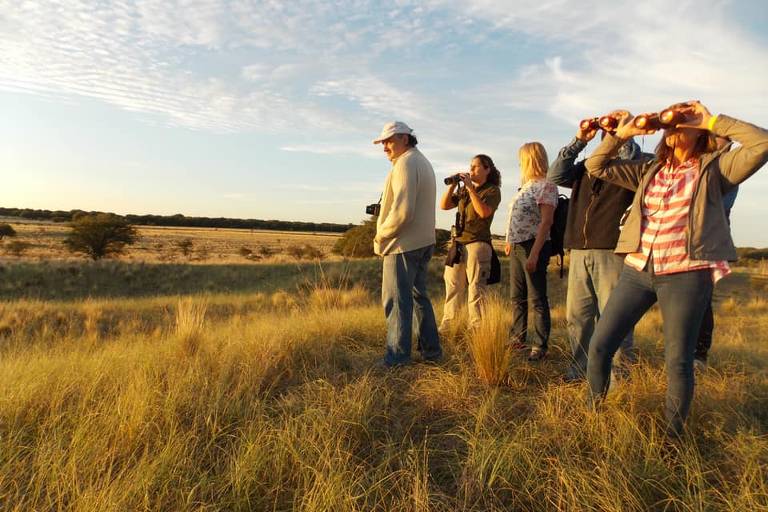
(64, 213, 138, 260)
(0, 223, 16, 240)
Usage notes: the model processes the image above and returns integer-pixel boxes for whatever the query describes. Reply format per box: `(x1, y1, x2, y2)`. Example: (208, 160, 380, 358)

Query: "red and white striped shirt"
(624, 158, 730, 283)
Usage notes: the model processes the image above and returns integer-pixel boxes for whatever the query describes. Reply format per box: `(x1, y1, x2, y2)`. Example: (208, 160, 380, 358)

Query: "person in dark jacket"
(548, 121, 651, 382)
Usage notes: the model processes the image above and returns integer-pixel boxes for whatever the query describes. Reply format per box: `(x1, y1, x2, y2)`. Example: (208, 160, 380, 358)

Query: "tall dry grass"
(467, 297, 512, 386)
(175, 298, 207, 356)
(0, 273, 766, 510)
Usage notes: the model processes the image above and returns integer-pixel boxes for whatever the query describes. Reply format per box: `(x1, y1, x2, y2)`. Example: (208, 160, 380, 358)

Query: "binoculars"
(444, 174, 464, 185)
(598, 115, 619, 131)
(581, 108, 685, 133)
(633, 109, 684, 130)
(579, 116, 620, 132)
(579, 117, 600, 131)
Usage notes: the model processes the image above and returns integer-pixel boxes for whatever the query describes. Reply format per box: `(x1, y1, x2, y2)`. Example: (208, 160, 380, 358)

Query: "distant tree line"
(0, 207, 354, 233)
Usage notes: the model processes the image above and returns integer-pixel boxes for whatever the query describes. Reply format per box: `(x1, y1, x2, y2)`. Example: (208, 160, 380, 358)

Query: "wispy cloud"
(2, 0, 767, 242)
(3, 1, 765, 140)
(437, 1, 768, 123)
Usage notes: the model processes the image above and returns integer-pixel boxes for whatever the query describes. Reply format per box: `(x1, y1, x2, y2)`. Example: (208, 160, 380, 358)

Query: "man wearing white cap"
(373, 121, 442, 367)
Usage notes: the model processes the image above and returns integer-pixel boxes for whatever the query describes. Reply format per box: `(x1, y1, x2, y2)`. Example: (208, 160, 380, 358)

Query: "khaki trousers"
(441, 241, 492, 329)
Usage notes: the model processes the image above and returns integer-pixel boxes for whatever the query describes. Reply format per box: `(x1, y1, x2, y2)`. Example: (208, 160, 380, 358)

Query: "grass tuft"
(174, 298, 207, 356)
(467, 296, 512, 386)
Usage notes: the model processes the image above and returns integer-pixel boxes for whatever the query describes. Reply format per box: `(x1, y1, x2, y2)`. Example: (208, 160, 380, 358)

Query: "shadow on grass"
(0, 254, 572, 306)
(0, 259, 387, 301)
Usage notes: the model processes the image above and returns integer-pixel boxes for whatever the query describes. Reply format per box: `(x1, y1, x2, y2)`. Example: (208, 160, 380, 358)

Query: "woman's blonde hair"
(519, 142, 549, 184)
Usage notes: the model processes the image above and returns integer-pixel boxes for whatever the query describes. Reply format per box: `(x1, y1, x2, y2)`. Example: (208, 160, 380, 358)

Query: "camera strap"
(452, 186, 468, 239)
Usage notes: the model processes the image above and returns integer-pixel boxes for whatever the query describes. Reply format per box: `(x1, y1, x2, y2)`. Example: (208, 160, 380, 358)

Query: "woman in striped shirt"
(583, 101, 768, 437)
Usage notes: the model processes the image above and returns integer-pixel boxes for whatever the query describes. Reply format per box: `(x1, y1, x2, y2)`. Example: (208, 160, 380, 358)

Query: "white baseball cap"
(373, 121, 413, 144)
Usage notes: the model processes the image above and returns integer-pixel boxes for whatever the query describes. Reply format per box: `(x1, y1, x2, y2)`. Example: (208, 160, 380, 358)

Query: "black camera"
(444, 174, 462, 185)
(365, 203, 381, 216)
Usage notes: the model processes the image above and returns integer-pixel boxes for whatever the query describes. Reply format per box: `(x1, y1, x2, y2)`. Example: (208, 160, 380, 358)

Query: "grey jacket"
(585, 115, 768, 260)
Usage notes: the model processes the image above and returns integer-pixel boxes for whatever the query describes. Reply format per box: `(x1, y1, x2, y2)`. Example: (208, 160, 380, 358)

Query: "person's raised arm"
(548, 124, 597, 188)
(676, 101, 768, 186)
(440, 182, 459, 210)
(585, 111, 652, 192)
(459, 174, 494, 218)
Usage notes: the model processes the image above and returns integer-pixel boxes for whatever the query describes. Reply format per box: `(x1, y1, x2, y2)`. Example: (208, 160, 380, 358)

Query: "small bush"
(239, 246, 261, 261)
(0, 223, 16, 240)
(333, 220, 376, 258)
(302, 244, 324, 260)
(5, 240, 30, 257)
(333, 221, 453, 257)
(286, 244, 304, 259)
(286, 244, 324, 260)
(175, 238, 194, 257)
(195, 246, 210, 261)
(258, 245, 275, 257)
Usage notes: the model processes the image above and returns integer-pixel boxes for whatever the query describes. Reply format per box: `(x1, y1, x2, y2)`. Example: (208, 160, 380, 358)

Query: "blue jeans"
(566, 249, 635, 378)
(509, 239, 551, 351)
(382, 245, 442, 366)
(586, 264, 713, 436)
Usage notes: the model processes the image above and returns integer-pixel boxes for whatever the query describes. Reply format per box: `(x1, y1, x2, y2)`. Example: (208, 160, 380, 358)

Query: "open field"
(0, 219, 343, 263)
(1, 246, 767, 511)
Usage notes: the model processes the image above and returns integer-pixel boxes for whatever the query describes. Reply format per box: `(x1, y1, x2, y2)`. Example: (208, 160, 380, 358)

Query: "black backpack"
(550, 194, 569, 278)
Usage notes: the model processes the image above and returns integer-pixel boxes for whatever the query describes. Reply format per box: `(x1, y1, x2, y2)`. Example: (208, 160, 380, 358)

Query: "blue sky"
(1, 0, 767, 245)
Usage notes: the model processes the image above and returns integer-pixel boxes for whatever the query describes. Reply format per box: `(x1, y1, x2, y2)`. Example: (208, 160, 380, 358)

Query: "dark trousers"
(509, 239, 551, 351)
(586, 264, 713, 436)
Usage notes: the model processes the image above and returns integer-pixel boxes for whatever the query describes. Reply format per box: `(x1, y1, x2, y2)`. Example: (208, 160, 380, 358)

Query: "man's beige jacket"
(374, 147, 436, 256)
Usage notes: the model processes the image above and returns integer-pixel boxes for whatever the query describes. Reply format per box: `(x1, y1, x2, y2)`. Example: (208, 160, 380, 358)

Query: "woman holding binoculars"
(438, 154, 501, 331)
(584, 100, 768, 437)
(504, 142, 558, 361)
